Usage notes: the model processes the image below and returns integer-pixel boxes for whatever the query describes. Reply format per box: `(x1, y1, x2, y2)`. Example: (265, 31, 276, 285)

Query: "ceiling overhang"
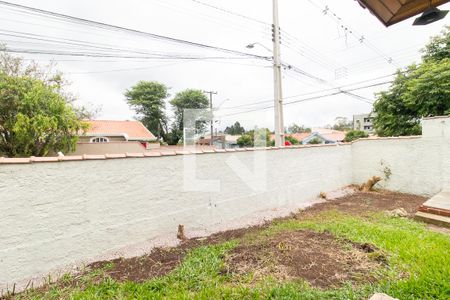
(356, 0, 450, 26)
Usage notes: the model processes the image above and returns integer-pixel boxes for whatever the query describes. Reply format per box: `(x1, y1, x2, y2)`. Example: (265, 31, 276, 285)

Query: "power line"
(341, 91, 373, 104)
(218, 73, 397, 111)
(0, 29, 209, 57)
(3, 47, 258, 60)
(282, 62, 328, 84)
(66, 61, 194, 75)
(191, 0, 269, 25)
(281, 31, 343, 71)
(65, 59, 270, 75)
(151, 0, 270, 38)
(0, 1, 272, 61)
(305, 0, 400, 68)
(189, 0, 343, 74)
(217, 80, 391, 118)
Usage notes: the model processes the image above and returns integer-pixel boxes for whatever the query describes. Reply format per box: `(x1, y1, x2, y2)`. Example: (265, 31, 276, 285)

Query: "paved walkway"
(416, 191, 450, 227)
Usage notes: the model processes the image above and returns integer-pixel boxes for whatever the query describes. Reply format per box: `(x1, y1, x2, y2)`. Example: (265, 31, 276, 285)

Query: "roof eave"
(357, 0, 450, 27)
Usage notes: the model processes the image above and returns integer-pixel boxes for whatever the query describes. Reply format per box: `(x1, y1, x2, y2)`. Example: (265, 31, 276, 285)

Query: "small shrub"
(344, 130, 369, 142)
(308, 137, 323, 145)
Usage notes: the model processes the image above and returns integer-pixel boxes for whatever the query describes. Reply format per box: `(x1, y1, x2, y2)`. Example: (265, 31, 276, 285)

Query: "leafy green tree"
(125, 81, 169, 141)
(344, 130, 369, 142)
(0, 53, 88, 157)
(373, 27, 450, 136)
(236, 128, 271, 148)
(287, 123, 311, 134)
(169, 89, 209, 145)
(421, 26, 449, 63)
(224, 121, 245, 135)
(332, 117, 352, 131)
(236, 134, 252, 147)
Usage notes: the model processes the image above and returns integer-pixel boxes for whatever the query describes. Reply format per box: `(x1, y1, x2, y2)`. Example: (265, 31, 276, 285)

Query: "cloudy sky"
(0, 0, 448, 131)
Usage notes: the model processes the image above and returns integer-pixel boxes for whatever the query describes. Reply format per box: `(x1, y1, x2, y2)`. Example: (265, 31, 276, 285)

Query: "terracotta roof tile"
(321, 131, 346, 142)
(84, 120, 156, 141)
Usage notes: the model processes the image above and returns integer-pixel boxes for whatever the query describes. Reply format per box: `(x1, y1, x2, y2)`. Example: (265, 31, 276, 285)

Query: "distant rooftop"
(84, 120, 156, 141)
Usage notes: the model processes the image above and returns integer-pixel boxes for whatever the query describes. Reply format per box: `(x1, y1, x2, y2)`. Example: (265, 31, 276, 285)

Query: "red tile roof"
(270, 132, 318, 142)
(289, 133, 311, 142)
(321, 131, 346, 142)
(85, 120, 156, 141)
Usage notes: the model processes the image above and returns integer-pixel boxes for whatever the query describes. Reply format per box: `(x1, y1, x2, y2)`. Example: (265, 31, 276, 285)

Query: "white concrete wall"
(1, 116, 449, 291)
(351, 117, 450, 195)
(0, 145, 352, 290)
(351, 137, 442, 195)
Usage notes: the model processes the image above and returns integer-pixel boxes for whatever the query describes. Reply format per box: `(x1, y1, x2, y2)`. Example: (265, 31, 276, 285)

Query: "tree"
(373, 27, 450, 136)
(236, 128, 271, 148)
(287, 123, 311, 134)
(285, 135, 300, 145)
(236, 134, 252, 147)
(332, 117, 353, 131)
(224, 121, 245, 135)
(169, 89, 209, 145)
(125, 81, 169, 141)
(0, 52, 88, 157)
(344, 130, 369, 142)
(421, 26, 449, 63)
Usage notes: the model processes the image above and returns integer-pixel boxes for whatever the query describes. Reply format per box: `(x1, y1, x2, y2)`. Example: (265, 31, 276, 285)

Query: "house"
(197, 134, 241, 149)
(271, 129, 345, 145)
(353, 113, 377, 133)
(301, 129, 346, 145)
(288, 133, 311, 143)
(72, 120, 159, 155)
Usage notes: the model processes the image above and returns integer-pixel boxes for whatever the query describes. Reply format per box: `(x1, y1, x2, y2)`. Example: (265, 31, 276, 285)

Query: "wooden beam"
(357, 0, 450, 26)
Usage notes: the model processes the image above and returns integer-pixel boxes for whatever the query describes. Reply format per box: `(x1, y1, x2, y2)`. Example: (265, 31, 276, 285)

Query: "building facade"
(71, 120, 159, 155)
(353, 113, 377, 133)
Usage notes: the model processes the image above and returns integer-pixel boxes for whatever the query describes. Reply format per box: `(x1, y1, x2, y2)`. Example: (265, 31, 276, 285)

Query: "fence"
(0, 116, 448, 292)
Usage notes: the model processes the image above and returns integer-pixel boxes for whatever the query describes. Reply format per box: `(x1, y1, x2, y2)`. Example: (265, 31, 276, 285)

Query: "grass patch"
(15, 212, 450, 300)
(268, 211, 450, 299)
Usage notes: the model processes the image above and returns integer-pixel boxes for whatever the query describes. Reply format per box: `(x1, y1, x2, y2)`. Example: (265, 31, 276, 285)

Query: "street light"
(246, 42, 273, 54)
(413, 6, 448, 25)
(246, 39, 285, 147)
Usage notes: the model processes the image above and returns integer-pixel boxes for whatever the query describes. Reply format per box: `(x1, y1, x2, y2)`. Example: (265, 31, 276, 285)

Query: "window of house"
(90, 137, 109, 143)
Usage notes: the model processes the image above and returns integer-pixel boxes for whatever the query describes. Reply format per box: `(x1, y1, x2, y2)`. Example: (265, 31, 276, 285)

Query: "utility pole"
(272, 0, 284, 147)
(203, 90, 218, 146)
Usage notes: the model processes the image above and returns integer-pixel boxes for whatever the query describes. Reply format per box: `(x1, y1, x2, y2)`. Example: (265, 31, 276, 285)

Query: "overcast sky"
(1, 0, 449, 131)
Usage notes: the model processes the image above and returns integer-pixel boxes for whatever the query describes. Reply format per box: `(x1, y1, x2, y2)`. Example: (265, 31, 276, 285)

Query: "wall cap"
(422, 115, 450, 120)
(352, 136, 421, 144)
(105, 153, 127, 159)
(0, 143, 358, 165)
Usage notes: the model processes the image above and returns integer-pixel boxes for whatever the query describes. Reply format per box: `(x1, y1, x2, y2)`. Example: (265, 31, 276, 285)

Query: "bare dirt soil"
(89, 223, 269, 282)
(296, 189, 426, 218)
(225, 230, 386, 288)
(86, 190, 425, 286)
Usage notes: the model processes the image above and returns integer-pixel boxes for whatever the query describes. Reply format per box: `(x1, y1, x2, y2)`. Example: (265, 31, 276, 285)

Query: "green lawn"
(16, 211, 450, 300)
